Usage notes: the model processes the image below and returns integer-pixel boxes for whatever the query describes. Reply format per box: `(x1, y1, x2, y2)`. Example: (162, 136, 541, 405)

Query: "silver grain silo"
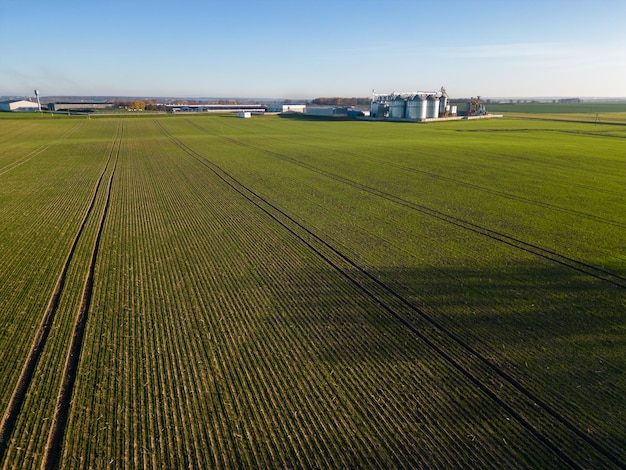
(370, 101, 385, 118)
(389, 95, 406, 119)
(426, 95, 440, 119)
(406, 94, 427, 120)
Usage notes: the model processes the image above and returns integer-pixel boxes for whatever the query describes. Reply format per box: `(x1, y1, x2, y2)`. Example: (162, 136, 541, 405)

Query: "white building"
(0, 100, 40, 112)
(282, 104, 305, 113)
(267, 103, 306, 113)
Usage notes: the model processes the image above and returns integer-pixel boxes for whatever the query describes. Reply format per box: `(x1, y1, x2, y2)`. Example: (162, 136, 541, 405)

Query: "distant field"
(484, 102, 626, 124)
(485, 101, 626, 114)
(0, 113, 624, 468)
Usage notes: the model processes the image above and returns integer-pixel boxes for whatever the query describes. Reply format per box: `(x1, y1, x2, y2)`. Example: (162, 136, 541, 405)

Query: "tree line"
(114, 100, 164, 111)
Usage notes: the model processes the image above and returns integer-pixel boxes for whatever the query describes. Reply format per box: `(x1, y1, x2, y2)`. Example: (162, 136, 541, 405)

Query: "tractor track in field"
(190, 121, 626, 290)
(373, 159, 626, 229)
(41, 121, 121, 470)
(224, 117, 626, 199)
(239, 124, 626, 228)
(157, 119, 625, 469)
(270, 137, 626, 230)
(0, 121, 122, 466)
(0, 124, 36, 144)
(0, 121, 85, 176)
(507, 116, 626, 128)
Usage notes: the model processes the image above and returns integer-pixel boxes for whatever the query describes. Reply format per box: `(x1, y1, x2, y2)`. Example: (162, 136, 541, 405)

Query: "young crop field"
(485, 102, 626, 125)
(0, 112, 624, 468)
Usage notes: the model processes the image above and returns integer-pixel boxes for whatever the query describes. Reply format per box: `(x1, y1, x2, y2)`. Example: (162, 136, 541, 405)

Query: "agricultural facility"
(165, 103, 267, 114)
(268, 103, 306, 113)
(0, 100, 40, 112)
(0, 110, 625, 468)
(47, 102, 114, 113)
(370, 87, 498, 122)
(304, 106, 350, 117)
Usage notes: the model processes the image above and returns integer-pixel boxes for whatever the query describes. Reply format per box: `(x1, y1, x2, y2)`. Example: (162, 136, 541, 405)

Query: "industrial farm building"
(165, 104, 267, 114)
(47, 102, 115, 112)
(267, 104, 306, 113)
(304, 107, 350, 117)
(0, 100, 40, 112)
(369, 87, 497, 122)
(371, 89, 452, 121)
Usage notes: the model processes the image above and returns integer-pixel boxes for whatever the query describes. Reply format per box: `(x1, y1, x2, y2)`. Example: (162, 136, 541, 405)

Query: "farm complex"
(1, 87, 501, 122)
(0, 110, 625, 468)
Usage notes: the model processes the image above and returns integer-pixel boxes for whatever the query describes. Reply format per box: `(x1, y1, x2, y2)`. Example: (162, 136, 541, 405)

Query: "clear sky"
(1, 0, 625, 99)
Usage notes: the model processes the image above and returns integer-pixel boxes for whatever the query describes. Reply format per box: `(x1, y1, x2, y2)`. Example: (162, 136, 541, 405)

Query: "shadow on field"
(264, 259, 625, 373)
(247, 258, 626, 462)
(356, 261, 624, 389)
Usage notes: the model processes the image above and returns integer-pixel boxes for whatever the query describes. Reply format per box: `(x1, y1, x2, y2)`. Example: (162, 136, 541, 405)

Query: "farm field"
(485, 102, 626, 124)
(484, 101, 626, 114)
(0, 112, 624, 468)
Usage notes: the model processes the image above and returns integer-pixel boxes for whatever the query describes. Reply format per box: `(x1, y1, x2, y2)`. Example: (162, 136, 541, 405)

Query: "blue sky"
(1, 0, 625, 98)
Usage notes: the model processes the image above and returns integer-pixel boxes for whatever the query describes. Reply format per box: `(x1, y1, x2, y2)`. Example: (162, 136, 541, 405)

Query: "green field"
(484, 102, 626, 124)
(0, 112, 624, 468)
(485, 101, 626, 113)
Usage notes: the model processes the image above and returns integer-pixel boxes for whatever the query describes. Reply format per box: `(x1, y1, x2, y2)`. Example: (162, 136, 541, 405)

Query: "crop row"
(0, 120, 84, 177)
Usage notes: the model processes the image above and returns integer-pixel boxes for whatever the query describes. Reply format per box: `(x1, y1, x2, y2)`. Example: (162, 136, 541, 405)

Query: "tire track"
(41, 122, 122, 470)
(155, 119, 625, 468)
(0, 121, 121, 465)
(298, 142, 626, 229)
(507, 115, 626, 128)
(189, 121, 626, 289)
(0, 121, 85, 176)
(220, 115, 626, 198)
(383, 160, 626, 228)
(225, 119, 626, 228)
(0, 124, 36, 144)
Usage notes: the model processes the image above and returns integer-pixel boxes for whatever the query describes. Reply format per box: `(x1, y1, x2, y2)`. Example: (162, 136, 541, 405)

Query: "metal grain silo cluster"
(370, 86, 453, 121)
